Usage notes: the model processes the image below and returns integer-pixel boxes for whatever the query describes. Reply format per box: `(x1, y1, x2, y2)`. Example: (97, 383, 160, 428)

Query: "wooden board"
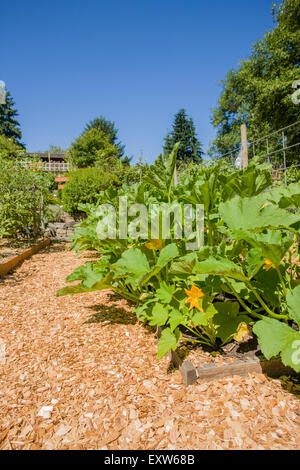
(169, 350, 295, 386)
(0, 238, 51, 277)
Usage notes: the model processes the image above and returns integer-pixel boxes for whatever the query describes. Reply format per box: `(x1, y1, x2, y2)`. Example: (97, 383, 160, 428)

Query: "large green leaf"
(170, 252, 199, 274)
(156, 282, 176, 303)
(157, 327, 181, 359)
(213, 302, 251, 343)
(193, 256, 248, 281)
(230, 230, 292, 266)
(245, 248, 264, 278)
(253, 317, 300, 372)
(268, 182, 300, 209)
(56, 275, 112, 297)
(149, 303, 169, 326)
(144, 143, 179, 195)
(286, 285, 300, 327)
(254, 268, 282, 309)
(111, 248, 150, 287)
(169, 309, 185, 332)
(219, 194, 299, 232)
(191, 303, 217, 327)
(157, 243, 179, 267)
(66, 260, 109, 288)
(222, 161, 272, 201)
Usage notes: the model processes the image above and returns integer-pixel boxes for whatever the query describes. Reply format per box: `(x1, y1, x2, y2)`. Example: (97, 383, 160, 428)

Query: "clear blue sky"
(1, 0, 275, 163)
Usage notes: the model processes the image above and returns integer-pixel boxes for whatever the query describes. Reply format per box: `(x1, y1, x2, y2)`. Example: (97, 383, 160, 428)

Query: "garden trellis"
(212, 120, 300, 186)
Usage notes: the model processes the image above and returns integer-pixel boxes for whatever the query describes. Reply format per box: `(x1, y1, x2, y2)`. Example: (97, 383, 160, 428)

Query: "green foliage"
(57, 145, 300, 371)
(286, 165, 300, 185)
(46, 144, 64, 154)
(0, 134, 24, 160)
(164, 109, 203, 163)
(253, 285, 300, 372)
(67, 128, 120, 169)
(61, 167, 120, 214)
(84, 116, 125, 159)
(0, 90, 24, 147)
(210, 0, 300, 162)
(0, 158, 52, 237)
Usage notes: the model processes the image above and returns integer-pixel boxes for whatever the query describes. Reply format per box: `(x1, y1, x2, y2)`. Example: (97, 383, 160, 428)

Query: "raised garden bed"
(0, 238, 51, 277)
(0, 238, 45, 263)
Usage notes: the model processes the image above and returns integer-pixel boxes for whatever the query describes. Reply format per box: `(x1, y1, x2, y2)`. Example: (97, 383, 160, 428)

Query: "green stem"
(276, 266, 287, 297)
(245, 281, 288, 320)
(113, 288, 139, 303)
(182, 336, 212, 347)
(223, 277, 253, 316)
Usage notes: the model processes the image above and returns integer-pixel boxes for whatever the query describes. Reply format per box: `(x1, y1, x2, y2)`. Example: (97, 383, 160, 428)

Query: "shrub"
(61, 167, 120, 214)
(0, 158, 52, 238)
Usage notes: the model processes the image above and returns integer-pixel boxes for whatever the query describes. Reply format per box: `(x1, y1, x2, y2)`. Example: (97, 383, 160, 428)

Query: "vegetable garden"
(57, 145, 300, 375)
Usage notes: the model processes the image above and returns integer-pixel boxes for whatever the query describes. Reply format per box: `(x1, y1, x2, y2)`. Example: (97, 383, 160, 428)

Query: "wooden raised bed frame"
(157, 328, 294, 386)
(0, 238, 51, 277)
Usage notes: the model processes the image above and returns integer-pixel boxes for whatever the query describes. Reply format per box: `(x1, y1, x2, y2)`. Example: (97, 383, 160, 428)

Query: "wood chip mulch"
(0, 243, 299, 450)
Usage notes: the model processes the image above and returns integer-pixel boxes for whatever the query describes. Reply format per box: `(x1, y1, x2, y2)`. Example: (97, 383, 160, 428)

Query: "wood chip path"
(0, 244, 299, 450)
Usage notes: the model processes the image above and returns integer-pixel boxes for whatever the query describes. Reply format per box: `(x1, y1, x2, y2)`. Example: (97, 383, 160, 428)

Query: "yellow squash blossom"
(233, 322, 252, 343)
(185, 284, 205, 312)
(145, 239, 163, 250)
(264, 258, 276, 271)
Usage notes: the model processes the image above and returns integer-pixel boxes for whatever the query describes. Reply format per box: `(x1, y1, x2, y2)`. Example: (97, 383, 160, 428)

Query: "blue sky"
(1, 0, 275, 163)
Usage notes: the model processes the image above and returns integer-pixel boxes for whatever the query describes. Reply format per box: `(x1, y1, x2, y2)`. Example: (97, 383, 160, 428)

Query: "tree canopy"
(84, 116, 125, 159)
(209, 0, 300, 159)
(67, 128, 120, 169)
(164, 109, 203, 163)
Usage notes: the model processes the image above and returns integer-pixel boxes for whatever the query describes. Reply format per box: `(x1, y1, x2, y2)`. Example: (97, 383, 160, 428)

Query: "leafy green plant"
(57, 144, 300, 371)
(0, 158, 52, 237)
(61, 167, 120, 214)
(253, 286, 300, 372)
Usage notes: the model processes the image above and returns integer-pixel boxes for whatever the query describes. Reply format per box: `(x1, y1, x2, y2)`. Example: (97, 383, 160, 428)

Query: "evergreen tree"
(84, 116, 125, 159)
(0, 90, 24, 147)
(164, 109, 203, 163)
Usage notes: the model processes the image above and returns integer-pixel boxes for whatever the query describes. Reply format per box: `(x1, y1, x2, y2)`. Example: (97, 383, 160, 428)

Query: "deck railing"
(21, 161, 70, 173)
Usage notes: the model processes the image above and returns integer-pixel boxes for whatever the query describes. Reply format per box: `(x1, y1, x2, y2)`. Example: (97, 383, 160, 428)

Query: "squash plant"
(57, 145, 300, 372)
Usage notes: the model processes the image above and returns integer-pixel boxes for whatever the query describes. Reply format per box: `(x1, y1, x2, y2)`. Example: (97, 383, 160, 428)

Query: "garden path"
(0, 244, 299, 450)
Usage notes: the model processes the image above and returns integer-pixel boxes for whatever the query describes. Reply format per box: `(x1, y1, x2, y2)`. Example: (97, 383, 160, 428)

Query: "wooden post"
(240, 124, 248, 168)
(282, 131, 287, 187)
(40, 193, 45, 233)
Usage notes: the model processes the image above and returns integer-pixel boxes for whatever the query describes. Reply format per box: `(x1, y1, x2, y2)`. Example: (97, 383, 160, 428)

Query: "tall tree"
(0, 90, 24, 147)
(164, 109, 203, 163)
(84, 116, 125, 159)
(68, 128, 120, 169)
(209, 0, 300, 160)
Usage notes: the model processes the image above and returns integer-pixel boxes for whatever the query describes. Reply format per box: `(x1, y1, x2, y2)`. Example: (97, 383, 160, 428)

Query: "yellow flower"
(264, 258, 276, 271)
(145, 239, 163, 250)
(184, 284, 205, 312)
(233, 322, 252, 343)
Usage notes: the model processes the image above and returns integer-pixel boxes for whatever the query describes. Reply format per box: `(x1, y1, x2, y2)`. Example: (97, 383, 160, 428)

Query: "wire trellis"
(212, 120, 300, 186)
